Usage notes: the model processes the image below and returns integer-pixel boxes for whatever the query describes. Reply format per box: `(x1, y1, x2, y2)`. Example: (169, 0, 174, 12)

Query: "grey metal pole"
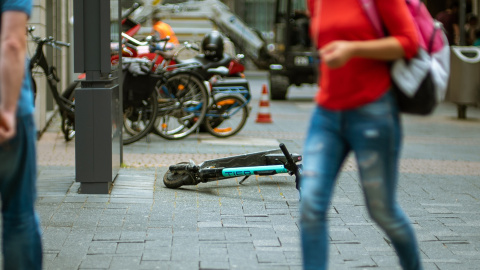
(73, 0, 122, 194)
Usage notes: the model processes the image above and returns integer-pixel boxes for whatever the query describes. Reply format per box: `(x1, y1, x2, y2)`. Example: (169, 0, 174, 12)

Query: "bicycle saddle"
(176, 53, 233, 79)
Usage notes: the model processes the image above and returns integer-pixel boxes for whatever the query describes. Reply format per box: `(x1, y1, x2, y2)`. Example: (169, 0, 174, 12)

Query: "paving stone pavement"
(30, 80, 480, 270)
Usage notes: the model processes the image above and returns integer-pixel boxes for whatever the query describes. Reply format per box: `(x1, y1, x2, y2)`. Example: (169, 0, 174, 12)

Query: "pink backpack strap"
(358, 0, 384, 37)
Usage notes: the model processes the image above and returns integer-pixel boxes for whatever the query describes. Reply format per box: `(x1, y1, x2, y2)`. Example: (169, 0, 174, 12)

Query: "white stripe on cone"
(256, 84, 273, 123)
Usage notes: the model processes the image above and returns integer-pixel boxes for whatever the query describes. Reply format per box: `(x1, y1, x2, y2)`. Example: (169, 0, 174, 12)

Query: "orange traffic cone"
(255, 84, 273, 123)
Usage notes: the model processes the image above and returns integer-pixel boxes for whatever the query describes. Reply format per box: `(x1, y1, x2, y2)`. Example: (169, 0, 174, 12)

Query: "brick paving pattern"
(31, 85, 480, 270)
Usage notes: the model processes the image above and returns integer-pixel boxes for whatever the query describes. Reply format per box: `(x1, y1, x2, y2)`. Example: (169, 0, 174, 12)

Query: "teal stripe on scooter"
(222, 165, 288, 177)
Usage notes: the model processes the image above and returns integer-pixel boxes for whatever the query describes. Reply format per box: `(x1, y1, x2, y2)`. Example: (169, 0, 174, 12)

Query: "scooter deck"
(199, 148, 301, 169)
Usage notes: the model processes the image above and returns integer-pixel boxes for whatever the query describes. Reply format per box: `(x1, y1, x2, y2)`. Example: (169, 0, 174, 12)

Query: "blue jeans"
(0, 114, 42, 270)
(300, 92, 422, 270)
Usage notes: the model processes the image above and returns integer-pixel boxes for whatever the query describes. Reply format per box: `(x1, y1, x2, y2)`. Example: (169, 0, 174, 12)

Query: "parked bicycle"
(121, 36, 209, 144)
(121, 57, 161, 145)
(28, 26, 79, 141)
(201, 68, 251, 138)
(152, 65, 251, 140)
(120, 33, 251, 143)
(153, 69, 210, 140)
(148, 37, 251, 139)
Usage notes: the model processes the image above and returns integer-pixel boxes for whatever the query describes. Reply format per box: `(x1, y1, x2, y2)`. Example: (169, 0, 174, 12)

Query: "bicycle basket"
(122, 70, 158, 107)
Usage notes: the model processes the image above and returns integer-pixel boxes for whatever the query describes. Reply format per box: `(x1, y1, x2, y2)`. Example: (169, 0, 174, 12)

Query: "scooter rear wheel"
(163, 162, 194, 189)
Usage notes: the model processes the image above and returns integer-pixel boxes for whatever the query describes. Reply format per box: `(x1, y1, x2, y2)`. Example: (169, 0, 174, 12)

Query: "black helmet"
(202, 31, 224, 60)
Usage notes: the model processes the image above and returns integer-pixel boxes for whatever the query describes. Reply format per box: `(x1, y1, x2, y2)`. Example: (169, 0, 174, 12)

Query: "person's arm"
(0, 11, 29, 143)
(320, 0, 418, 69)
(320, 37, 404, 68)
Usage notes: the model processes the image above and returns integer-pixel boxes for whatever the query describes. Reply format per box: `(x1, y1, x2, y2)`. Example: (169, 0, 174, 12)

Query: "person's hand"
(320, 41, 355, 69)
(0, 109, 16, 144)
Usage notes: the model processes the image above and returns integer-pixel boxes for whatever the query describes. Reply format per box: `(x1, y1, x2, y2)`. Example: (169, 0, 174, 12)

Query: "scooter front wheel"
(163, 162, 195, 189)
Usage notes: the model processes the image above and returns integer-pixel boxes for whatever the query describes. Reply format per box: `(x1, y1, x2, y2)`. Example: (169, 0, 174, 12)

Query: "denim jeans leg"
(300, 106, 349, 270)
(0, 114, 43, 270)
(346, 93, 422, 270)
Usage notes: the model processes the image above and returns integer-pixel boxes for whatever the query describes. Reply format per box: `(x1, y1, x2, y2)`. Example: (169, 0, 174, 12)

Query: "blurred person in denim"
(301, 1, 423, 269)
(0, 0, 43, 269)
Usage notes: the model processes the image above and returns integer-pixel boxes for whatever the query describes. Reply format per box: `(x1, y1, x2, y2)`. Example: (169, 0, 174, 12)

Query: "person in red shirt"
(300, 1, 423, 270)
(151, 11, 179, 45)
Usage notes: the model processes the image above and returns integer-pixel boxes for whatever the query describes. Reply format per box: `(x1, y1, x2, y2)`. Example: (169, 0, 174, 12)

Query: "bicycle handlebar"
(54, 41, 70, 47)
(183, 42, 200, 52)
(122, 32, 148, 46)
(146, 36, 173, 53)
(121, 2, 141, 20)
(28, 26, 69, 49)
(122, 57, 152, 65)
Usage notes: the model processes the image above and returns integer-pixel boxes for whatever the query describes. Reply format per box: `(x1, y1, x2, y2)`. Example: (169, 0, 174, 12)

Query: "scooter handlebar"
(279, 143, 294, 166)
(280, 143, 302, 191)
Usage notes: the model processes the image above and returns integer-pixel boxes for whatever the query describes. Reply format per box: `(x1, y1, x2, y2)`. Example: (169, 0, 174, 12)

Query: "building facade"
(30, 0, 74, 133)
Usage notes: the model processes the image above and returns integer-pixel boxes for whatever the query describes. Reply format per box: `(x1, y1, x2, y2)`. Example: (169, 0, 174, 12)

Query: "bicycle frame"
(211, 86, 250, 100)
(30, 39, 75, 118)
(203, 96, 249, 121)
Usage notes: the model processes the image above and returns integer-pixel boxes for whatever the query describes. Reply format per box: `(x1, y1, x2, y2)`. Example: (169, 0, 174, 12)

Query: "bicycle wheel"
(31, 75, 37, 106)
(154, 72, 208, 140)
(204, 94, 249, 138)
(60, 81, 79, 141)
(61, 110, 75, 141)
(122, 90, 158, 145)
